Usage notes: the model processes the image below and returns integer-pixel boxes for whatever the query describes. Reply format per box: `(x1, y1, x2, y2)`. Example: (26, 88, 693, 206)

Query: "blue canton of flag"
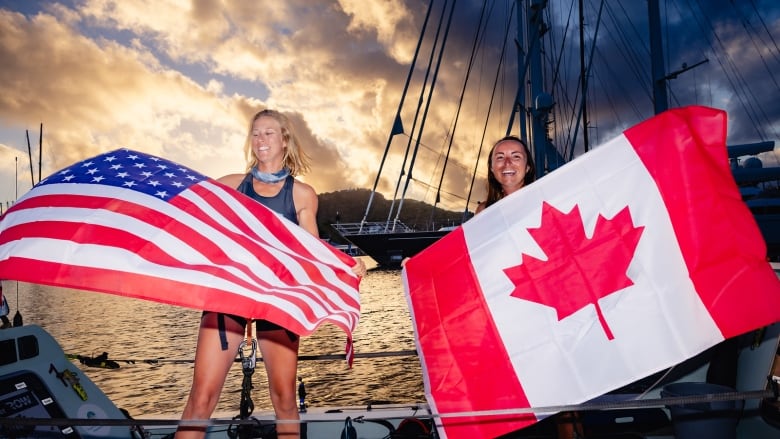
(40, 149, 207, 199)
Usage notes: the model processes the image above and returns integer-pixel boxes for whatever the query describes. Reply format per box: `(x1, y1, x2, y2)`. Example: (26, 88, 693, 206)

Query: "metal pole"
(648, 0, 668, 114)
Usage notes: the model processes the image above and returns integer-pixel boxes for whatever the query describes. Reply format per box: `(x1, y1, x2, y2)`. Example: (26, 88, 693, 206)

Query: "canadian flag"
(403, 106, 780, 439)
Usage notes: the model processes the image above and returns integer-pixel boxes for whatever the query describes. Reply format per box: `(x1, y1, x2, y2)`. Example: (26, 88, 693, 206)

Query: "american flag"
(0, 148, 361, 356)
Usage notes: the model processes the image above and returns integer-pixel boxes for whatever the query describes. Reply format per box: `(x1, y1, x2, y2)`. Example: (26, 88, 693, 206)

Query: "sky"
(1, 0, 779, 215)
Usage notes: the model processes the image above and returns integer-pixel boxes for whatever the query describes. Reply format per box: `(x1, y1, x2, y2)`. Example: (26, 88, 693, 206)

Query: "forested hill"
(316, 188, 469, 242)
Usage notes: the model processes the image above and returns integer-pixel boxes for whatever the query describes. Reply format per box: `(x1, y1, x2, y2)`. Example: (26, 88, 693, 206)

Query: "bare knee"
(182, 386, 221, 419)
(177, 388, 221, 438)
(269, 387, 298, 419)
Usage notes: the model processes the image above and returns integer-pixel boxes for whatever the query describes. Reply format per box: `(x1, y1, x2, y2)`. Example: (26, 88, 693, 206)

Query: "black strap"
(218, 313, 228, 351)
(340, 416, 357, 439)
(238, 367, 255, 419)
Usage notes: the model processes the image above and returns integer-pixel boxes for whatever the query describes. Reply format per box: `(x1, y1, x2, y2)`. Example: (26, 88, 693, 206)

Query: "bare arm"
(293, 180, 366, 277)
(292, 180, 319, 237)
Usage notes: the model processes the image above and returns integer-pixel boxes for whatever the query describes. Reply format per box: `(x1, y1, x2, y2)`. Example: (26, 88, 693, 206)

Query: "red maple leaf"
(504, 202, 644, 340)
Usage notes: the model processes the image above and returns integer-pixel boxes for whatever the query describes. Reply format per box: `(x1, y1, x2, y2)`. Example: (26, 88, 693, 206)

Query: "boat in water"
(330, 222, 454, 268)
(731, 146, 780, 261)
(331, 0, 780, 267)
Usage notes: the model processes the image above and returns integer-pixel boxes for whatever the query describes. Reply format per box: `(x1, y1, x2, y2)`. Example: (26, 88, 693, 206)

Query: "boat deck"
(0, 324, 432, 438)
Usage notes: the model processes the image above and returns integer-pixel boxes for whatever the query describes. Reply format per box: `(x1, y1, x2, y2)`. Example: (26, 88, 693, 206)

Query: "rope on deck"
(66, 349, 419, 365)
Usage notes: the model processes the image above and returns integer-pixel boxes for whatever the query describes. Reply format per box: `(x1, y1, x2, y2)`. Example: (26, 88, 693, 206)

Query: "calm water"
(2, 257, 425, 417)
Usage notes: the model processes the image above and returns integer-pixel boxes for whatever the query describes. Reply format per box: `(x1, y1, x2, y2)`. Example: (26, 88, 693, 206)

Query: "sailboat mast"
(509, 0, 528, 141)
(569, 0, 605, 162)
(648, 0, 668, 114)
(38, 123, 43, 183)
(358, 0, 435, 232)
(579, 0, 590, 153)
(527, 0, 553, 179)
(25, 130, 34, 187)
(395, 0, 457, 231)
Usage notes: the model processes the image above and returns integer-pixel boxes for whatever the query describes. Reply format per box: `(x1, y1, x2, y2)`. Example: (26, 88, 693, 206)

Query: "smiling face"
(489, 139, 530, 196)
(251, 115, 287, 171)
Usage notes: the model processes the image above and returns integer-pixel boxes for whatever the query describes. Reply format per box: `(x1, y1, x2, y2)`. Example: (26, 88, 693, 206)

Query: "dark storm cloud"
(379, 0, 779, 209)
(0, 0, 777, 208)
(555, 0, 780, 151)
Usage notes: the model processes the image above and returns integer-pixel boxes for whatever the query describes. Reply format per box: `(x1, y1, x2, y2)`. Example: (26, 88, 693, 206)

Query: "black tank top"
(236, 173, 298, 224)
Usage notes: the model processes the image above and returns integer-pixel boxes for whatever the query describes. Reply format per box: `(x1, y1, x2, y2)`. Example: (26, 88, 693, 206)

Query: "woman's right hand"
(351, 258, 367, 278)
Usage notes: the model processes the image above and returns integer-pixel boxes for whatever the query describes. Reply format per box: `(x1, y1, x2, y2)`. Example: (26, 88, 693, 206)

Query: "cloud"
(338, 0, 421, 63)
(0, 1, 504, 211)
(0, 2, 416, 204)
(0, 0, 777, 214)
(61, 0, 430, 196)
(0, 7, 245, 182)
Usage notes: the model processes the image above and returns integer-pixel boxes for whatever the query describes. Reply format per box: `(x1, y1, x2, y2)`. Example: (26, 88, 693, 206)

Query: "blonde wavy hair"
(243, 109, 312, 176)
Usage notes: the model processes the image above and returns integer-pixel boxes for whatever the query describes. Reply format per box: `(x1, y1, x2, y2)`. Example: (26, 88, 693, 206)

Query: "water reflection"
(2, 259, 425, 416)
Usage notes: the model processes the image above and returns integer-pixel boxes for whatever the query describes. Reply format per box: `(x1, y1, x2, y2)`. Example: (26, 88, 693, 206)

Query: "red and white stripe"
(0, 177, 360, 341)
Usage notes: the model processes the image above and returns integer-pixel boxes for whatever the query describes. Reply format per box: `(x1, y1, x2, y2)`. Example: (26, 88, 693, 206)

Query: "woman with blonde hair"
(177, 109, 366, 438)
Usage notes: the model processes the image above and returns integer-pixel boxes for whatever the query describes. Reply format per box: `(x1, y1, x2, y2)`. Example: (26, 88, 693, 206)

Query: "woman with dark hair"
(474, 136, 582, 437)
(476, 135, 536, 214)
